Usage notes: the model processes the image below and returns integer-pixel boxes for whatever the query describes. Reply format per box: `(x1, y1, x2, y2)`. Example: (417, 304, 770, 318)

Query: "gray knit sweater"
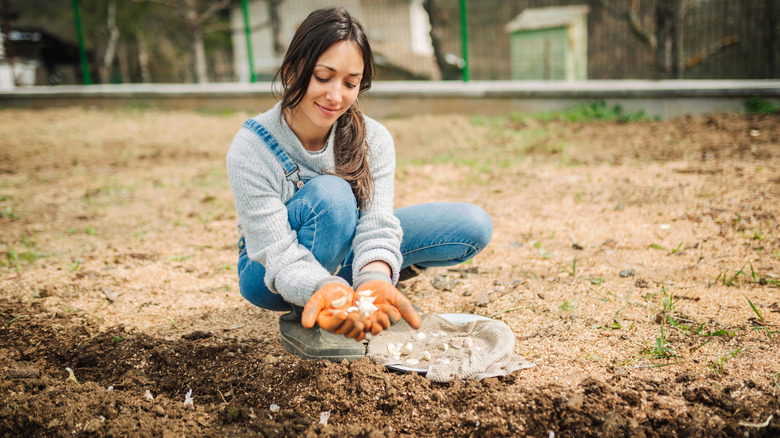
(226, 102, 403, 307)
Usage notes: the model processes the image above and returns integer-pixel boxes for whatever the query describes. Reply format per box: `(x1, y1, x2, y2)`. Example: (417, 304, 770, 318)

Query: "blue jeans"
(237, 175, 493, 312)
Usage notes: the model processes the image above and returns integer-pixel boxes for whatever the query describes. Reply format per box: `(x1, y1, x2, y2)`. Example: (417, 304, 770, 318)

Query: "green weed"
(744, 295, 764, 322)
(559, 301, 575, 312)
(1, 205, 18, 219)
(644, 325, 681, 359)
(745, 96, 778, 114)
(566, 255, 577, 276)
(709, 347, 747, 374)
(140, 313, 179, 328)
(6, 314, 29, 326)
(534, 101, 655, 123)
(112, 336, 125, 344)
(533, 242, 553, 259)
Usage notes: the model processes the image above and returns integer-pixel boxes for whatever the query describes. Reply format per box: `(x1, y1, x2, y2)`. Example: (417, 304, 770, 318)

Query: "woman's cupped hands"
(301, 279, 421, 342)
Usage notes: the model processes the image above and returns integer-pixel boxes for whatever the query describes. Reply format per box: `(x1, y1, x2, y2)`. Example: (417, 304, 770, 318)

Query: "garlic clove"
(464, 337, 474, 348)
(330, 294, 347, 309)
(414, 332, 427, 341)
(406, 358, 419, 366)
(440, 343, 449, 352)
(422, 351, 432, 361)
(401, 342, 414, 355)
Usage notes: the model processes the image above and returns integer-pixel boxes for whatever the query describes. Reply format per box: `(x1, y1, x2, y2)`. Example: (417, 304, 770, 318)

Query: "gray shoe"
(398, 264, 427, 283)
(278, 309, 366, 362)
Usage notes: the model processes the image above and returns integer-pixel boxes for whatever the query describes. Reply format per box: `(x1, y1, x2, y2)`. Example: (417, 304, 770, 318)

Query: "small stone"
(431, 275, 457, 291)
(619, 269, 635, 277)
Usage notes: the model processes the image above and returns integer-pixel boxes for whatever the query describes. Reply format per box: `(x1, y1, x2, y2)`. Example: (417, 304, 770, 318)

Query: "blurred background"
(1, 0, 778, 87)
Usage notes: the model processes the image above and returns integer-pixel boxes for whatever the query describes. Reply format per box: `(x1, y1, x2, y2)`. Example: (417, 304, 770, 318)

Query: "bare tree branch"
(592, 0, 656, 50)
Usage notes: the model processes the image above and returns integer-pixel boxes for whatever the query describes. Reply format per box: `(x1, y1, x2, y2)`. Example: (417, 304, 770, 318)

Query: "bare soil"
(0, 106, 779, 437)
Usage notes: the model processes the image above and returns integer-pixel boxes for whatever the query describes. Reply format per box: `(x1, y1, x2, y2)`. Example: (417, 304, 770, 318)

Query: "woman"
(226, 7, 492, 362)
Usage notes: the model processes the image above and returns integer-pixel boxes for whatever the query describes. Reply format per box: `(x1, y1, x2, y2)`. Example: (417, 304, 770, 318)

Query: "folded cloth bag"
(367, 314, 534, 382)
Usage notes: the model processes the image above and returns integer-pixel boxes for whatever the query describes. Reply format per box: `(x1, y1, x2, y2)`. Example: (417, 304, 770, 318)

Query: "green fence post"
(71, 0, 92, 85)
(459, 0, 469, 82)
(241, 0, 256, 83)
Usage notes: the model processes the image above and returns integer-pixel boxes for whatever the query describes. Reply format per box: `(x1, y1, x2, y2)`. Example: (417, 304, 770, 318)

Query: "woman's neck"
(284, 108, 329, 152)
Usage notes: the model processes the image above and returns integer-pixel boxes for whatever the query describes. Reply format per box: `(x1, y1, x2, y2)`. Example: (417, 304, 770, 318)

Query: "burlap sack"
(367, 314, 534, 382)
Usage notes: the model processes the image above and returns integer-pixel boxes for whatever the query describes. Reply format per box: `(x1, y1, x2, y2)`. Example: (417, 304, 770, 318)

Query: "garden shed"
(505, 5, 589, 81)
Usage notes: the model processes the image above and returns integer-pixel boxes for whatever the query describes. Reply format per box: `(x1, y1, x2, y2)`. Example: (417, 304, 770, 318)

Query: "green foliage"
(744, 295, 764, 321)
(559, 301, 575, 312)
(709, 347, 747, 374)
(645, 325, 681, 359)
(745, 96, 778, 114)
(538, 101, 655, 123)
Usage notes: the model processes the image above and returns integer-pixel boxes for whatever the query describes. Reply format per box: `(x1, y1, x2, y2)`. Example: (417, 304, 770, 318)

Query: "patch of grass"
(644, 325, 681, 360)
(1, 204, 18, 219)
(532, 101, 655, 123)
(532, 241, 553, 259)
(6, 314, 29, 326)
(744, 295, 764, 322)
(559, 301, 576, 312)
(709, 347, 747, 374)
(745, 96, 778, 114)
(2, 241, 46, 269)
(566, 255, 578, 276)
(67, 260, 82, 272)
(712, 261, 778, 287)
(661, 286, 682, 313)
(112, 335, 125, 344)
(169, 254, 193, 262)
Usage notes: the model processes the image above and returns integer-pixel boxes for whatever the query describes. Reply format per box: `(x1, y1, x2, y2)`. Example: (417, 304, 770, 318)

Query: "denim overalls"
(237, 118, 308, 253)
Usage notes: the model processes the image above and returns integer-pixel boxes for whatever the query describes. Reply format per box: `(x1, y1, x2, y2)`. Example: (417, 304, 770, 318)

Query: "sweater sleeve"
(226, 127, 331, 307)
(351, 119, 404, 284)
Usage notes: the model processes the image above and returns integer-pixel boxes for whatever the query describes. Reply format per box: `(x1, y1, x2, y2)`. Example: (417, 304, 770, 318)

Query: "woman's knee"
(304, 175, 356, 210)
(460, 204, 493, 253)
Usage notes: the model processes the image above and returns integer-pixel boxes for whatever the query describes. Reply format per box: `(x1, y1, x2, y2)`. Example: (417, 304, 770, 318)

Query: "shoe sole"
(278, 316, 366, 362)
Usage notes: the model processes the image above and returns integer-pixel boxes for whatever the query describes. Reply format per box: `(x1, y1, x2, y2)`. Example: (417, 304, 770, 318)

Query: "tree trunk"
(655, 0, 680, 79)
(117, 41, 130, 83)
(268, 0, 285, 57)
(192, 28, 208, 83)
(183, 0, 208, 84)
(423, 0, 460, 80)
(137, 33, 151, 83)
(100, 0, 120, 84)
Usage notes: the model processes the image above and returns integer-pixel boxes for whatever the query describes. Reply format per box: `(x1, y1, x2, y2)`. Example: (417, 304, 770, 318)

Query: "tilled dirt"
(1, 107, 779, 437)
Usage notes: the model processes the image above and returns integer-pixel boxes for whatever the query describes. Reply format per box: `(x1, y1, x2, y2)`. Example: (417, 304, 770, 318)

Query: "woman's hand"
(301, 281, 366, 340)
(354, 270, 421, 335)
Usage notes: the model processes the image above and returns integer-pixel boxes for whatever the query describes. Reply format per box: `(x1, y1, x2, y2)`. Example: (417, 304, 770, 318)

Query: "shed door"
(510, 27, 567, 80)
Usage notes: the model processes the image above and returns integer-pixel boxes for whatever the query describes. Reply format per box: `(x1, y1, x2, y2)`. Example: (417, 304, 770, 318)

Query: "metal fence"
(439, 0, 779, 81)
(2, 0, 779, 86)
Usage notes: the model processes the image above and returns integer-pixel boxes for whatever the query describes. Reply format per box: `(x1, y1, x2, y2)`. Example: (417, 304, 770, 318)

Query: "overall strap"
(242, 118, 304, 189)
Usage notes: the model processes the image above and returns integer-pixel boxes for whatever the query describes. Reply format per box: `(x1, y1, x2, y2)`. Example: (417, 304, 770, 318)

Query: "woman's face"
(289, 40, 364, 141)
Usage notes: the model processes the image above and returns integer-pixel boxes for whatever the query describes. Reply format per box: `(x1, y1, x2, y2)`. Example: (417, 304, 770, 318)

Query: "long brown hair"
(276, 7, 375, 209)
